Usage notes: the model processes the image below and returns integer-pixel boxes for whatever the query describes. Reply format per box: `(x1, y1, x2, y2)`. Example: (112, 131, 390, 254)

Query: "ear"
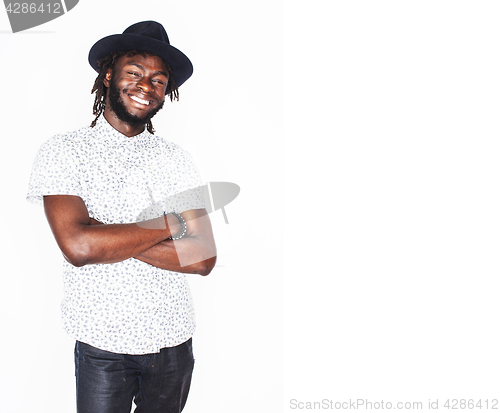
(103, 68, 112, 87)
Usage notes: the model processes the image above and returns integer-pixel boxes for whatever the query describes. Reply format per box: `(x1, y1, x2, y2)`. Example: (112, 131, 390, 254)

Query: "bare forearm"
(134, 209, 217, 275)
(134, 237, 217, 275)
(71, 217, 174, 266)
(43, 195, 183, 267)
(46, 195, 217, 273)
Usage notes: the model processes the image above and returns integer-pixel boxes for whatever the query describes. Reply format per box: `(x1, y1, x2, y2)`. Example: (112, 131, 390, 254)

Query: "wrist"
(165, 212, 187, 240)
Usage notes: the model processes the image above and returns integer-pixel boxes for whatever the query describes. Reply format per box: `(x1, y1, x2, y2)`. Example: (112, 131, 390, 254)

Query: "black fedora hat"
(88, 21, 193, 87)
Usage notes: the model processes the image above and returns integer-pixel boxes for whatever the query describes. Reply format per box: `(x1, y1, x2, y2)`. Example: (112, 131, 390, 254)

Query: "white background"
(0, 1, 282, 412)
(284, 0, 500, 411)
(3, 1, 500, 412)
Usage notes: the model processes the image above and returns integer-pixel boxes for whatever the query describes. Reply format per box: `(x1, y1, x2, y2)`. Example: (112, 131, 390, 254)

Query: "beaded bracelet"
(167, 212, 187, 240)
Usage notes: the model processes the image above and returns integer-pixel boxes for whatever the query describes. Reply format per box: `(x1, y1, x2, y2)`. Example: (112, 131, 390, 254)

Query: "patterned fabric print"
(27, 116, 205, 354)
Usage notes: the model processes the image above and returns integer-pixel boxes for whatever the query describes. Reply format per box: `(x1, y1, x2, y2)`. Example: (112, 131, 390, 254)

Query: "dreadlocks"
(90, 50, 179, 134)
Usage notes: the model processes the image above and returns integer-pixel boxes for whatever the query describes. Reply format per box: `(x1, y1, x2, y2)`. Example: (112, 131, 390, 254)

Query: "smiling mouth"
(130, 95, 151, 106)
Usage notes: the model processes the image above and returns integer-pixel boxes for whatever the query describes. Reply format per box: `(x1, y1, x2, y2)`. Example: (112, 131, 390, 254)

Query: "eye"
(127, 71, 140, 77)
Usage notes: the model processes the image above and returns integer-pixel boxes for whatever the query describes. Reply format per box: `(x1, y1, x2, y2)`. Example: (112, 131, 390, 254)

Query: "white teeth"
(130, 95, 150, 105)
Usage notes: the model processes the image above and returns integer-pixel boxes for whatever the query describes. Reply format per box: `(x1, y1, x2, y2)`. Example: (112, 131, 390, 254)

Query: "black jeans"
(74, 339, 194, 413)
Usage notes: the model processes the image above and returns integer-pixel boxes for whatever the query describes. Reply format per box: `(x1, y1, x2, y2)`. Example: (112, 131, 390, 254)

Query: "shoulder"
(155, 135, 185, 152)
(154, 135, 196, 161)
(38, 125, 94, 154)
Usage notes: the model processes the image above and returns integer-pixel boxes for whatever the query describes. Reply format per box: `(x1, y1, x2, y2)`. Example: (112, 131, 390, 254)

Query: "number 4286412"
(5, 3, 62, 13)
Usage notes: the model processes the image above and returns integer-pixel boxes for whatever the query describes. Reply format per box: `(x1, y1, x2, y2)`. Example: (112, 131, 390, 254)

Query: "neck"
(103, 107, 146, 138)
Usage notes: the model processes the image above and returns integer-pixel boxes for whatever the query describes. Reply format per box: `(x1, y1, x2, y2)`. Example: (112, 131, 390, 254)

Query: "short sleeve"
(164, 146, 207, 214)
(26, 135, 83, 206)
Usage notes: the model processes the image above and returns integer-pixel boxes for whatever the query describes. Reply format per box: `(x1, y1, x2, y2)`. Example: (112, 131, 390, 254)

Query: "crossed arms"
(43, 195, 217, 275)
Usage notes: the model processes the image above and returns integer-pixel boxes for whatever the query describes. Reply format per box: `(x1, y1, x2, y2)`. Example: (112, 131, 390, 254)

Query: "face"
(104, 53, 169, 129)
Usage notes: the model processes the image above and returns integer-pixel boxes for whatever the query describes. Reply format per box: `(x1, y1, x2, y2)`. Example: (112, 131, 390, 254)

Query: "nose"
(136, 77, 153, 92)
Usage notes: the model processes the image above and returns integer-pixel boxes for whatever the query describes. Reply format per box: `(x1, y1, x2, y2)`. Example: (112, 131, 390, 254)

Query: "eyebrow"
(127, 62, 169, 78)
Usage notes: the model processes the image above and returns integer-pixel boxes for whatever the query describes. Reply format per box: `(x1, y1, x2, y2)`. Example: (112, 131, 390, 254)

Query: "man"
(27, 21, 216, 413)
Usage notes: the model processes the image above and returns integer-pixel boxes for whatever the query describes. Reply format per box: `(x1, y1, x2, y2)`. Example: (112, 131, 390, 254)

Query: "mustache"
(107, 81, 165, 126)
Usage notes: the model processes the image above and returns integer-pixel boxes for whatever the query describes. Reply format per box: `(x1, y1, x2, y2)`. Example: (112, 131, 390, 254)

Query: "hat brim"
(88, 34, 193, 87)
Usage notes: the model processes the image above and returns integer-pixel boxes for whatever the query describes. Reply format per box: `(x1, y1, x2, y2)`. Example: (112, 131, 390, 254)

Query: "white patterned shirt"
(27, 116, 205, 354)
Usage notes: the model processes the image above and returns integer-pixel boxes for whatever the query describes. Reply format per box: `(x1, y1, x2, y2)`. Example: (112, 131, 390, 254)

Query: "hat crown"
(123, 21, 170, 45)
(89, 20, 193, 86)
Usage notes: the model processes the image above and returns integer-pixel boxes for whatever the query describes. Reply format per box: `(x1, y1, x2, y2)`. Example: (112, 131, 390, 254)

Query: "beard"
(107, 79, 165, 128)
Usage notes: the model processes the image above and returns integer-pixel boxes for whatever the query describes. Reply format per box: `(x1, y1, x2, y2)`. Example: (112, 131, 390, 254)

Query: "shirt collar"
(94, 115, 152, 144)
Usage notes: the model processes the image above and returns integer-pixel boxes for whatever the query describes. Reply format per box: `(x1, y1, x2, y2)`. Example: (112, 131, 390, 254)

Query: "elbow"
(65, 255, 87, 268)
(63, 251, 88, 268)
(60, 240, 93, 268)
(197, 255, 217, 276)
